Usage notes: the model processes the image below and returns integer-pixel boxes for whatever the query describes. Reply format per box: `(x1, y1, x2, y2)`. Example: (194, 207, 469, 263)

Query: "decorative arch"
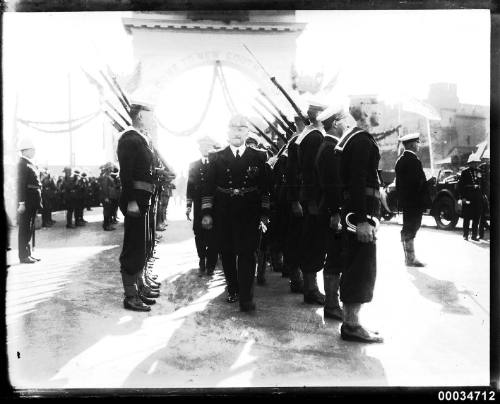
(122, 11, 305, 143)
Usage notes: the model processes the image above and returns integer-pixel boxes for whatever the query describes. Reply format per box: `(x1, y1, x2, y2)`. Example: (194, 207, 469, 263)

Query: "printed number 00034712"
(438, 391, 495, 401)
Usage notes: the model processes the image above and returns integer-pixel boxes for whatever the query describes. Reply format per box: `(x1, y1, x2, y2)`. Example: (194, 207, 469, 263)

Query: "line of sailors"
(184, 98, 389, 343)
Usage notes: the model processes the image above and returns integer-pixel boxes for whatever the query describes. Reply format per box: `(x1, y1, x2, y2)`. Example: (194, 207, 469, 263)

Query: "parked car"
(380, 167, 487, 230)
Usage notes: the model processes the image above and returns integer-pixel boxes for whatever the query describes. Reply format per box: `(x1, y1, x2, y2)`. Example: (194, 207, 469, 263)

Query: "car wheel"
(434, 197, 459, 230)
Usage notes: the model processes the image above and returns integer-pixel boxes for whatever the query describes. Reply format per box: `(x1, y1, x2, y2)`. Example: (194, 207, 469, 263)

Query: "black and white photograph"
(2, 2, 495, 397)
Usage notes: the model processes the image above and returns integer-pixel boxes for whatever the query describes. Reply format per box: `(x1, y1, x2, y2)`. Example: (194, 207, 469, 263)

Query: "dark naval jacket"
(117, 128, 155, 208)
(338, 128, 380, 219)
(296, 127, 324, 202)
(314, 134, 341, 215)
(201, 145, 270, 219)
(17, 156, 42, 210)
(187, 158, 211, 231)
(458, 166, 483, 216)
(395, 150, 430, 210)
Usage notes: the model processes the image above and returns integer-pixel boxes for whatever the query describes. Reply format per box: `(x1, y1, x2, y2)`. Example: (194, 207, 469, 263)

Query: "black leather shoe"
(30, 256, 41, 262)
(147, 276, 161, 287)
(471, 236, 480, 241)
(463, 235, 469, 240)
(140, 287, 160, 298)
(20, 256, 36, 264)
(75, 222, 85, 227)
(124, 296, 151, 312)
(304, 290, 326, 305)
(206, 268, 215, 276)
(340, 323, 383, 343)
(226, 293, 238, 303)
(66, 224, 76, 229)
(239, 301, 256, 312)
(145, 279, 160, 290)
(138, 292, 156, 305)
(290, 280, 303, 294)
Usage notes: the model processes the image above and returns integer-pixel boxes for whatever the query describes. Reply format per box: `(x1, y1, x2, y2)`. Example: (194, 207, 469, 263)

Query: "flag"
(401, 97, 441, 121)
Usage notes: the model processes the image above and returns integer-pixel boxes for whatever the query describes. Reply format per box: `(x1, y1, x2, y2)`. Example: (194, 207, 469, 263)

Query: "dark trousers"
(401, 208, 423, 241)
(103, 200, 113, 228)
(339, 197, 380, 304)
(299, 204, 325, 274)
(284, 212, 303, 273)
(18, 208, 36, 259)
(119, 203, 148, 276)
(268, 202, 289, 255)
(216, 207, 260, 303)
(194, 228, 218, 270)
(65, 200, 77, 225)
(110, 199, 119, 220)
(75, 198, 84, 221)
(41, 202, 52, 226)
(463, 214, 480, 238)
(319, 214, 343, 276)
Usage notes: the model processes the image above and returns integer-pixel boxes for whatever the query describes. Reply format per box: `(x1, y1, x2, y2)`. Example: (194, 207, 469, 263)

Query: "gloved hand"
(186, 206, 192, 221)
(127, 200, 141, 217)
(201, 215, 213, 230)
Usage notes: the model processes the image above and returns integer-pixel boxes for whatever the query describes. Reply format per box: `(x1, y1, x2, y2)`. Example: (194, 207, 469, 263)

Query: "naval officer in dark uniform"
(117, 101, 160, 312)
(186, 135, 219, 276)
(335, 105, 384, 343)
(17, 137, 43, 264)
(201, 114, 270, 313)
(458, 154, 483, 241)
(395, 132, 430, 266)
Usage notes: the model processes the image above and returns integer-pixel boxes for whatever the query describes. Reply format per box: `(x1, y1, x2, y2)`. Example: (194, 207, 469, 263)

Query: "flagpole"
(426, 117, 434, 174)
(68, 72, 74, 167)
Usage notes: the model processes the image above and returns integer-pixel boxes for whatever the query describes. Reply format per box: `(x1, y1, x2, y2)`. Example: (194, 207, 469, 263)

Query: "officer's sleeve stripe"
(201, 196, 213, 210)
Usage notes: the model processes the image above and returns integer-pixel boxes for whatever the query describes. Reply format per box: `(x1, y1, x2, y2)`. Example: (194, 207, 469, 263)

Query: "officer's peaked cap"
(399, 133, 420, 143)
(17, 136, 35, 151)
(229, 114, 249, 128)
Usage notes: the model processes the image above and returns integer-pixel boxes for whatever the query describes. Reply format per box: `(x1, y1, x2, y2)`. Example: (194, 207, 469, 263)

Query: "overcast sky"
(2, 10, 490, 172)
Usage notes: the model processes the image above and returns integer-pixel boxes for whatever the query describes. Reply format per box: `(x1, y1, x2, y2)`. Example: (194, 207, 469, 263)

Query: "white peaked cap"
(18, 136, 35, 151)
(399, 133, 420, 143)
(229, 114, 249, 127)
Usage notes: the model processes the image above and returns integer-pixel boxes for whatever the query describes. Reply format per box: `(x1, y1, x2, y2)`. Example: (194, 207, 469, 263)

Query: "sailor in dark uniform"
(315, 105, 344, 320)
(16, 137, 43, 264)
(186, 135, 219, 277)
(117, 101, 161, 312)
(62, 166, 77, 228)
(283, 116, 307, 293)
(201, 114, 270, 313)
(395, 133, 430, 266)
(335, 105, 384, 343)
(293, 99, 328, 305)
(458, 154, 483, 241)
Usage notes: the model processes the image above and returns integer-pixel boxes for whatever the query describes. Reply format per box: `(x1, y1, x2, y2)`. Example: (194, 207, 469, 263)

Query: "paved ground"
(6, 203, 490, 389)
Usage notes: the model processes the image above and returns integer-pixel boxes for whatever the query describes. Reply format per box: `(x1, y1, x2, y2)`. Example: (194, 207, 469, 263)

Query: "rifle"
(105, 64, 132, 110)
(105, 100, 131, 127)
(258, 88, 296, 133)
(243, 44, 310, 126)
(252, 106, 287, 144)
(255, 97, 294, 138)
(247, 121, 279, 153)
(103, 110, 125, 132)
(99, 70, 131, 116)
